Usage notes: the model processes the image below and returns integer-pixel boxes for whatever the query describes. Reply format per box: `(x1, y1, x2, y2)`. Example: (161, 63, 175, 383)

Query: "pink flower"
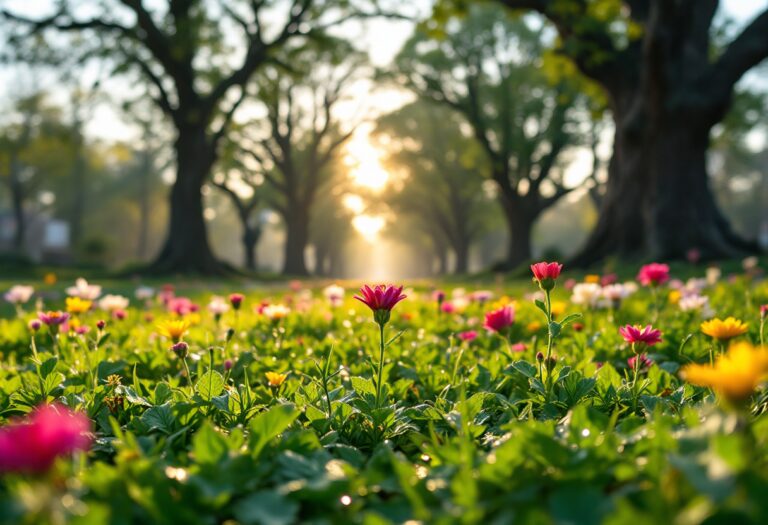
(229, 293, 245, 310)
(483, 305, 515, 333)
(619, 324, 662, 347)
(637, 263, 670, 287)
(511, 342, 526, 353)
(167, 297, 195, 316)
(441, 302, 456, 314)
(600, 273, 618, 286)
(457, 330, 477, 342)
(530, 262, 563, 290)
(37, 311, 70, 326)
(112, 309, 127, 321)
(354, 285, 407, 312)
(0, 404, 91, 474)
(354, 285, 407, 326)
(628, 354, 653, 370)
(761, 305, 768, 319)
(564, 278, 577, 291)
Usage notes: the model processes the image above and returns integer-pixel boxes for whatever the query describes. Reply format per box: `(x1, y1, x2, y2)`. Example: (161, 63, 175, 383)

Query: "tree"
(2, 1, 388, 273)
(491, 0, 768, 263)
(390, 4, 587, 268)
(240, 41, 364, 275)
(0, 92, 73, 254)
(376, 101, 497, 274)
(210, 139, 266, 272)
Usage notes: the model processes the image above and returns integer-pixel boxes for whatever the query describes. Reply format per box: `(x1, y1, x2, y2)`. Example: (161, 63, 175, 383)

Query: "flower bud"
(96, 319, 106, 330)
(536, 351, 544, 362)
(171, 341, 189, 359)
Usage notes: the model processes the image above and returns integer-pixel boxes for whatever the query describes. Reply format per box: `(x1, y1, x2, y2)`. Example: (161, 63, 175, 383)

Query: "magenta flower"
(229, 293, 245, 310)
(511, 342, 526, 353)
(441, 302, 456, 314)
(530, 261, 563, 290)
(167, 297, 196, 316)
(637, 263, 670, 287)
(0, 404, 91, 474)
(628, 354, 653, 370)
(37, 311, 70, 326)
(483, 305, 515, 333)
(354, 284, 406, 326)
(457, 330, 477, 342)
(619, 324, 662, 347)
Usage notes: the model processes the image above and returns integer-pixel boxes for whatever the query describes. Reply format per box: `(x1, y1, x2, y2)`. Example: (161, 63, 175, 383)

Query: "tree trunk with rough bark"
(282, 207, 309, 276)
(149, 125, 222, 274)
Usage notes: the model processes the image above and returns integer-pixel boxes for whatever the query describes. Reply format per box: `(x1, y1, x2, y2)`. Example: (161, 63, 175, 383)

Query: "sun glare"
(352, 214, 386, 242)
(344, 133, 390, 191)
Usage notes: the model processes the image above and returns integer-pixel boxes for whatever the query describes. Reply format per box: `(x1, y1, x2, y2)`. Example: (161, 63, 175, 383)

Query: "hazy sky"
(1, 0, 764, 143)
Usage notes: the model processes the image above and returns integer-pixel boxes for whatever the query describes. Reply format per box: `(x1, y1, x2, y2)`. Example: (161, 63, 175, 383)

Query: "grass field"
(0, 260, 767, 524)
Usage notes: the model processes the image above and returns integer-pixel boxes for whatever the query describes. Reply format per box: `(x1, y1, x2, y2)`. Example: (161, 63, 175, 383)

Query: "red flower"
(619, 324, 662, 347)
(530, 262, 563, 290)
(0, 404, 91, 474)
(354, 285, 406, 326)
(229, 293, 245, 310)
(637, 263, 670, 287)
(457, 330, 477, 342)
(483, 305, 515, 333)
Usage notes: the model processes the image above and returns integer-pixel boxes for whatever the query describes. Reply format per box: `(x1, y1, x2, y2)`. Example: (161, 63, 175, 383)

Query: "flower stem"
(631, 345, 640, 412)
(544, 290, 554, 401)
(375, 323, 386, 409)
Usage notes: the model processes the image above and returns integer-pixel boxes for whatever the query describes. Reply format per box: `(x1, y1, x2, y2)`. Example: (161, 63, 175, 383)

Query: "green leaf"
(559, 313, 582, 327)
(350, 376, 376, 398)
(548, 321, 561, 338)
(534, 299, 548, 316)
(141, 403, 175, 434)
(512, 361, 537, 378)
(232, 490, 298, 525)
(248, 404, 299, 458)
(192, 422, 228, 464)
(196, 370, 225, 402)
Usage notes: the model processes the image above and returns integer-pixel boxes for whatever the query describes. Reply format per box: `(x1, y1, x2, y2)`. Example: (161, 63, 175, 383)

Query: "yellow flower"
(157, 319, 190, 343)
(700, 317, 748, 342)
(265, 371, 288, 388)
(526, 321, 543, 333)
(681, 342, 768, 404)
(550, 301, 567, 319)
(66, 297, 93, 315)
(44, 273, 57, 285)
(585, 274, 600, 284)
(668, 290, 681, 305)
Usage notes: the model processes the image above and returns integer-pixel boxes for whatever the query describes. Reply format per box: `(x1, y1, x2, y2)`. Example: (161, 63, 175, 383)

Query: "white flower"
(470, 290, 494, 303)
(99, 294, 130, 311)
(706, 267, 721, 286)
(678, 294, 714, 318)
(66, 278, 102, 300)
(601, 284, 631, 301)
(207, 296, 230, 316)
(135, 286, 155, 301)
(263, 304, 290, 320)
(452, 288, 467, 299)
(4, 285, 34, 304)
(743, 256, 759, 271)
(323, 284, 345, 307)
(570, 283, 603, 308)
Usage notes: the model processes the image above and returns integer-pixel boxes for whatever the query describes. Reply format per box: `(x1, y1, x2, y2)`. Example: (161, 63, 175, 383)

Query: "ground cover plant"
(1, 261, 768, 524)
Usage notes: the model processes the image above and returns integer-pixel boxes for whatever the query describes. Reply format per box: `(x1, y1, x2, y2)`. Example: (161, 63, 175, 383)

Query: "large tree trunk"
(497, 195, 535, 269)
(572, 88, 753, 265)
(136, 150, 151, 261)
(454, 239, 470, 274)
(282, 209, 309, 276)
(149, 126, 223, 274)
(242, 225, 260, 272)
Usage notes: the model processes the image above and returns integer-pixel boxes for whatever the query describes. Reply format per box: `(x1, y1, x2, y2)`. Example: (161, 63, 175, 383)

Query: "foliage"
(1, 264, 768, 523)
